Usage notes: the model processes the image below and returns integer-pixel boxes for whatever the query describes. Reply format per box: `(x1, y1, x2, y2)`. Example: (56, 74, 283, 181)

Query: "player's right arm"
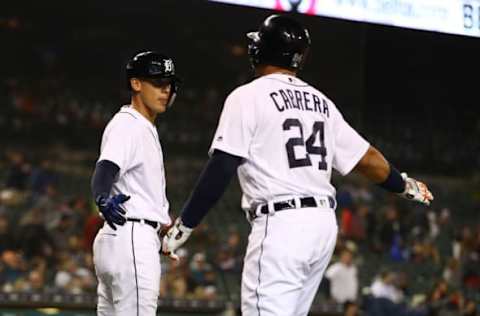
(329, 102, 433, 205)
(353, 146, 390, 183)
(353, 145, 433, 205)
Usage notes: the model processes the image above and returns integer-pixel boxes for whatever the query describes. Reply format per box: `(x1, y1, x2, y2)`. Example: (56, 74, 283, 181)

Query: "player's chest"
(140, 131, 165, 170)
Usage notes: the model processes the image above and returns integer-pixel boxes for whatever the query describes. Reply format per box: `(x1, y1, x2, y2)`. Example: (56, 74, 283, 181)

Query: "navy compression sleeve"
(181, 150, 242, 228)
(378, 163, 405, 193)
(91, 160, 120, 200)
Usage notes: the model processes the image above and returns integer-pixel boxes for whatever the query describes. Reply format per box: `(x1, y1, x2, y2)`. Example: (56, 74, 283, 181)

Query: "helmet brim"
(141, 75, 181, 85)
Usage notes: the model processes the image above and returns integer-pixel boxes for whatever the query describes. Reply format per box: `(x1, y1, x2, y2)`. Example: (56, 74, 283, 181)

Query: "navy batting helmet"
(126, 51, 180, 107)
(247, 15, 311, 70)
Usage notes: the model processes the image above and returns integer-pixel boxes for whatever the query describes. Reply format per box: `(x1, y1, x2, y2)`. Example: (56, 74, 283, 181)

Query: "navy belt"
(127, 218, 159, 229)
(249, 196, 335, 220)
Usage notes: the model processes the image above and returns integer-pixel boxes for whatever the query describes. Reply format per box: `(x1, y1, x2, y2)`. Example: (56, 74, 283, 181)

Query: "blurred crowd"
(0, 75, 233, 152)
(320, 184, 480, 316)
(3, 74, 479, 177)
(0, 149, 248, 301)
(1, 78, 115, 143)
(0, 149, 98, 295)
(1, 147, 478, 316)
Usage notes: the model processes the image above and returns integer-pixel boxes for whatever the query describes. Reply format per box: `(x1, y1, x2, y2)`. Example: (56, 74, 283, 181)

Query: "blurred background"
(0, 0, 479, 315)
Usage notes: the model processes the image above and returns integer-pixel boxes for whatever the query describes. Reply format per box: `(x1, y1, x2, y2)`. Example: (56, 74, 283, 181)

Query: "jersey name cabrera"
(210, 74, 369, 209)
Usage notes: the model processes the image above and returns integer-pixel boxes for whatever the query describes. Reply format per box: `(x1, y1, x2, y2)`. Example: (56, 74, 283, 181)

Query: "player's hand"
(399, 173, 433, 206)
(162, 217, 192, 261)
(96, 193, 130, 230)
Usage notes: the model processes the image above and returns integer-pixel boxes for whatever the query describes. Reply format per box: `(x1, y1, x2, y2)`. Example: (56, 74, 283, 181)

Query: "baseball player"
(162, 15, 433, 316)
(91, 51, 179, 316)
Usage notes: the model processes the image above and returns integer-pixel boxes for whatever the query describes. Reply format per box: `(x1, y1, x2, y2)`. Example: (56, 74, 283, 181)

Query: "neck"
(131, 95, 156, 124)
(255, 65, 297, 77)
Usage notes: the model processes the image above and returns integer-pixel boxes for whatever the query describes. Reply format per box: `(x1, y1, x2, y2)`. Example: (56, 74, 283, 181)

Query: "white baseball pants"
(241, 206, 338, 316)
(93, 221, 161, 316)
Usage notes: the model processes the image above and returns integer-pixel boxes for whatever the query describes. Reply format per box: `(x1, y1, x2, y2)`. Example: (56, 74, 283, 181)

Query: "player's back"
(210, 73, 369, 209)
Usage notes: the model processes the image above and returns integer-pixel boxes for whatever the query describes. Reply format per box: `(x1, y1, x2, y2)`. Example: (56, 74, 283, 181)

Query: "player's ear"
(130, 78, 142, 92)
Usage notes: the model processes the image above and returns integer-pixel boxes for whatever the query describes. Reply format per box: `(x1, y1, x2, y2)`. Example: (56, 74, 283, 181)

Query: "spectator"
(161, 248, 189, 299)
(193, 270, 218, 300)
(16, 215, 55, 261)
(429, 279, 449, 304)
(0, 250, 27, 292)
(50, 213, 77, 251)
(29, 158, 57, 197)
(459, 226, 476, 259)
(188, 252, 218, 299)
(462, 299, 477, 316)
(436, 208, 454, 255)
(4, 150, 30, 191)
(69, 196, 88, 230)
(32, 183, 62, 230)
(370, 271, 403, 304)
(379, 206, 406, 252)
(390, 235, 408, 262)
(22, 269, 46, 293)
(344, 301, 360, 316)
(54, 256, 94, 294)
(368, 271, 429, 316)
(189, 252, 211, 287)
(463, 252, 480, 291)
(427, 210, 440, 240)
(217, 230, 243, 272)
(442, 258, 462, 288)
(340, 205, 371, 242)
(169, 274, 188, 299)
(410, 238, 440, 265)
(325, 249, 358, 304)
(0, 215, 15, 252)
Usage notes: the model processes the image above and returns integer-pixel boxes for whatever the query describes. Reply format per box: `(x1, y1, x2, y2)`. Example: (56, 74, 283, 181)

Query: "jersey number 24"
(283, 118, 327, 170)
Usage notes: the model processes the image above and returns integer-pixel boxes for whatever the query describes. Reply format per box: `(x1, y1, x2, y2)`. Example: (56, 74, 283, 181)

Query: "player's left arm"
(353, 145, 433, 205)
(91, 160, 130, 230)
(162, 150, 242, 260)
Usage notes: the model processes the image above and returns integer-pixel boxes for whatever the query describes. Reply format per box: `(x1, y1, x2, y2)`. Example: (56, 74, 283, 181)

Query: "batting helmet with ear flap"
(126, 51, 181, 108)
(247, 15, 311, 71)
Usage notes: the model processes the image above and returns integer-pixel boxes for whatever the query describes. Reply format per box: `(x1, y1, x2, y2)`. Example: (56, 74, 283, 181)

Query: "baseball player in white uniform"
(162, 15, 433, 316)
(91, 51, 180, 316)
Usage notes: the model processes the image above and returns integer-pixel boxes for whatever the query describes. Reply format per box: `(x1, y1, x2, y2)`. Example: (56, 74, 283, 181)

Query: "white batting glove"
(399, 173, 434, 206)
(162, 218, 193, 261)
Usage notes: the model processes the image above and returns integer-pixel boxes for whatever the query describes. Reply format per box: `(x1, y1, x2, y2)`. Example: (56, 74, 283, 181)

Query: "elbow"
(355, 146, 380, 171)
(353, 146, 389, 183)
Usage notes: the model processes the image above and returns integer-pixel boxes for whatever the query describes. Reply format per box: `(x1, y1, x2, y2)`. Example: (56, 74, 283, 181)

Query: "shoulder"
(104, 108, 143, 136)
(225, 80, 257, 102)
(224, 77, 274, 108)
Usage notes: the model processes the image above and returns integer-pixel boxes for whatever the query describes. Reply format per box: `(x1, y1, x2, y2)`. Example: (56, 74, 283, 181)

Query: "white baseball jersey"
(210, 73, 369, 209)
(98, 105, 170, 225)
(94, 105, 166, 316)
(209, 73, 369, 316)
